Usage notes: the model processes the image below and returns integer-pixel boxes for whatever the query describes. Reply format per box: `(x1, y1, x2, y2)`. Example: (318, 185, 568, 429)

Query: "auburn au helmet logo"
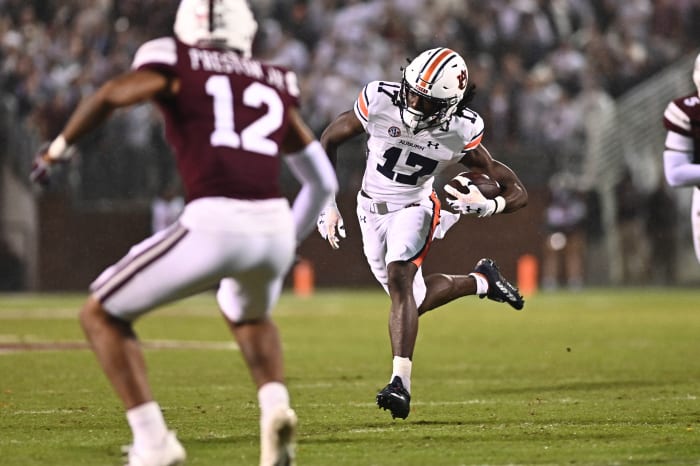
(457, 70, 467, 90)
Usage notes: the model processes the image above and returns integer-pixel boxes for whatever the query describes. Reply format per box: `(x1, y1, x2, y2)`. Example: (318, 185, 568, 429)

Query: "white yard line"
(0, 339, 238, 354)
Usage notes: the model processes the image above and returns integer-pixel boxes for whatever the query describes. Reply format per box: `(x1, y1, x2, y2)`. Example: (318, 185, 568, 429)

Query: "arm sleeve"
(284, 140, 338, 243)
(663, 130, 700, 187)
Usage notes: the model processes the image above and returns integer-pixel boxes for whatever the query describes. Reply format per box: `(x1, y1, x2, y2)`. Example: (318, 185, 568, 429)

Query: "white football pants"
(356, 191, 447, 309)
(90, 197, 296, 323)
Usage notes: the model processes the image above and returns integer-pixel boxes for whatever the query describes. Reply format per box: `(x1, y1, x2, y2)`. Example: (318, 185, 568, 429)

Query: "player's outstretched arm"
(30, 70, 175, 185)
(459, 144, 528, 214)
(62, 70, 174, 143)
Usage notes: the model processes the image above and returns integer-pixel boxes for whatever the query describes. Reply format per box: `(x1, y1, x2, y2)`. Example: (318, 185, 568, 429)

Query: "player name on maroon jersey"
(187, 48, 293, 94)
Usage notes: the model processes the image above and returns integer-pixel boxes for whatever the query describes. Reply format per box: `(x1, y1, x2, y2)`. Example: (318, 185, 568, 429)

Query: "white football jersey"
(353, 80, 484, 204)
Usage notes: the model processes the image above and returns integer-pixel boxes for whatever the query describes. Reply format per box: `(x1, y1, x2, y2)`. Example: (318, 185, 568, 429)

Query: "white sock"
(391, 356, 412, 394)
(258, 382, 290, 425)
(126, 401, 169, 451)
(469, 272, 489, 295)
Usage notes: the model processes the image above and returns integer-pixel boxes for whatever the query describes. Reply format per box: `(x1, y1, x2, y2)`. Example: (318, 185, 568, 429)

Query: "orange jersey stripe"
(411, 192, 442, 269)
(463, 132, 483, 151)
(420, 48, 455, 84)
(357, 90, 369, 119)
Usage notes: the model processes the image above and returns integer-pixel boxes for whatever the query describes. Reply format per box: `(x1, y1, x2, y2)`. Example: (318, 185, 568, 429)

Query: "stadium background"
(0, 0, 699, 291)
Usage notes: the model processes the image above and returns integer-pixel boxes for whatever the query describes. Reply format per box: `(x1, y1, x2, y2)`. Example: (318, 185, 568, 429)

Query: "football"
(445, 171, 501, 199)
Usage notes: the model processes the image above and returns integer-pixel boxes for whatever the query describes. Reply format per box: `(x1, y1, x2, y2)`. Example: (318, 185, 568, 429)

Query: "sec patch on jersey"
(446, 172, 501, 199)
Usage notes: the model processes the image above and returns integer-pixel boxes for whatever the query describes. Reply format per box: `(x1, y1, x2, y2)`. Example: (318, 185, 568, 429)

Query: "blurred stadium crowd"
(1, 0, 698, 199)
(1, 0, 699, 199)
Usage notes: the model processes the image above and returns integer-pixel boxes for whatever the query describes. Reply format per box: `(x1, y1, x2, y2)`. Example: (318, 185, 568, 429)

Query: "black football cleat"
(376, 376, 411, 420)
(473, 258, 525, 310)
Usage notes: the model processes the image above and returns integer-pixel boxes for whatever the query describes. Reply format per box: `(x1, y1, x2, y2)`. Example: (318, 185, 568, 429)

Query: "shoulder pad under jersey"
(354, 80, 400, 125)
(132, 37, 177, 70)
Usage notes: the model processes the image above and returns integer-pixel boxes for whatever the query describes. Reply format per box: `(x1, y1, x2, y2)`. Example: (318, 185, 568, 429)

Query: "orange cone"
(293, 258, 314, 297)
(517, 254, 538, 297)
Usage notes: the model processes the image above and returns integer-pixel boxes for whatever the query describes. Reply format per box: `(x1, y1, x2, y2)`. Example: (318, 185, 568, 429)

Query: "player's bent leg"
(81, 297, 183, 466)
(219, 271, 287, 388)
(418, 273, 477, 315)
(418, 260, 524, 313)
(218, 264, 296, 465)
(229, 321, 295, 466)
(379, 262, 419, 420)
(79, 295, 153, 408)
(228, 318, 285, 388)
(386, 261, 419, 358)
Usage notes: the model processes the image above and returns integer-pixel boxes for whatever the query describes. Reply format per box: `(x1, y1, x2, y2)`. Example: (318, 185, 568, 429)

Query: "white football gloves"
(317, 200, 346, 249)
(444, 183, 505, 218)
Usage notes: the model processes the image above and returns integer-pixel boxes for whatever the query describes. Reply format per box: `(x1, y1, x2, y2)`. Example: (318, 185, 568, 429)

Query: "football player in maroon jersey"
(662, 52, 700, 265)
(30, 1, 337, 465)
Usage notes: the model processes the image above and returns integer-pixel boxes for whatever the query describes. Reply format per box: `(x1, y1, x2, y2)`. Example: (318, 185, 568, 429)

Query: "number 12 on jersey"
(205, 75, 284, 157)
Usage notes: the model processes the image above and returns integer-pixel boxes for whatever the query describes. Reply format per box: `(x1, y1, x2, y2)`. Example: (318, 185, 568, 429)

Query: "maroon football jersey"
(132, 37, 301, 201)
(663, 92, 700, 163)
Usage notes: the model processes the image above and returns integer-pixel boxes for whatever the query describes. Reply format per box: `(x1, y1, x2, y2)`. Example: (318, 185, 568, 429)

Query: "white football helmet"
(174, 0, 257, 57)
(400, 47, 469, 131)
(694, 52, 700, 94)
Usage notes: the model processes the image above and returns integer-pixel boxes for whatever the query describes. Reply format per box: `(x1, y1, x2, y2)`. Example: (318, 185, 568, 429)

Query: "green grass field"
(1, 289, 699, 465)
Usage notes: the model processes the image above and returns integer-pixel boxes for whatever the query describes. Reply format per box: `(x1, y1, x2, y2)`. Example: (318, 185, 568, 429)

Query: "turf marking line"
(0, 340, 238, 354)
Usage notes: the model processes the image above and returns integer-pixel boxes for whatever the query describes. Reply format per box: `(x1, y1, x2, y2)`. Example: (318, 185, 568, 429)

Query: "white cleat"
(260, 407, 297, 466)
(124, 431, 186, 466)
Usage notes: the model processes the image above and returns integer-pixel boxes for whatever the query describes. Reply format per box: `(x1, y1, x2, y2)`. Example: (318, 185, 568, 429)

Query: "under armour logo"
(427, 141, 439, 149)
(359, 215, 367, 223)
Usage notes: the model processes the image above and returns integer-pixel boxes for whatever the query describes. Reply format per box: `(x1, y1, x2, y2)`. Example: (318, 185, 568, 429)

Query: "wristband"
(492, 196, 506, 214)
(47, 135, 69, 160)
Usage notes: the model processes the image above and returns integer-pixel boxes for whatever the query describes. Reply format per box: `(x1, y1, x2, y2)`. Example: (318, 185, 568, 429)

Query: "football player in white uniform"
(316, 47, 528, 419)
(662, 52, 700, 264)
(31, 1, 337, 465)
